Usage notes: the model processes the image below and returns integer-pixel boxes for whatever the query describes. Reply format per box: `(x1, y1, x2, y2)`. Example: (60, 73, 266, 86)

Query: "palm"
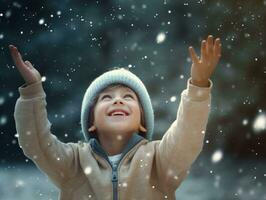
(188, 35, 221, 86)
(190, 60, 215, 82)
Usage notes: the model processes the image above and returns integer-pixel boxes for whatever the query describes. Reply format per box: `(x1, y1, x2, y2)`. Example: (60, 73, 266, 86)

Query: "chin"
(107, 126, 135, 133)
(109, 126, 132, 132)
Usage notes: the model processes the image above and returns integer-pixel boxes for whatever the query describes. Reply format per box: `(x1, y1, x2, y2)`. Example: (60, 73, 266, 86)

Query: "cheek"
(94, 103, 108, 117)
(132, 104, 141, 118)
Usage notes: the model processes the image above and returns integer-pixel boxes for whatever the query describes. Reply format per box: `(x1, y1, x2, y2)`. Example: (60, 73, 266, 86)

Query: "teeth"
(111, 111, 126, 116)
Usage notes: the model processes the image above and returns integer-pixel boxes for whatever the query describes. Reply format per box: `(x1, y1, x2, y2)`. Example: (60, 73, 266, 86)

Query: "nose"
(113, 96, 124, 105)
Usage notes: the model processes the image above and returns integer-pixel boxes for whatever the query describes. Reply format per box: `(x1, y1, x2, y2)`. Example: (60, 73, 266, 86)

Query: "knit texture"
(80, 68, 154, 141)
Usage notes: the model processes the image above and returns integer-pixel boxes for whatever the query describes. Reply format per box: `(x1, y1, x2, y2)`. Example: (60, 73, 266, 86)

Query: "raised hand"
(188, 35, 222, 87)
(9, 45, 41, 86)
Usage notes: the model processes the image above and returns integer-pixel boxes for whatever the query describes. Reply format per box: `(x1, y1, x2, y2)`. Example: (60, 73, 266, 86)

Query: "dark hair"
(88, 83, 146, 138)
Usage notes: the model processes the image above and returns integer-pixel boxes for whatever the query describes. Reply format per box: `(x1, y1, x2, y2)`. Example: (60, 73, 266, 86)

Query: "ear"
(139, 124, 147, 132)
(88, 125, 96, 132)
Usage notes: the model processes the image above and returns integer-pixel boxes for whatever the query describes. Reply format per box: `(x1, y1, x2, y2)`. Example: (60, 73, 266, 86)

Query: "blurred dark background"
(0, 0, 266, 199)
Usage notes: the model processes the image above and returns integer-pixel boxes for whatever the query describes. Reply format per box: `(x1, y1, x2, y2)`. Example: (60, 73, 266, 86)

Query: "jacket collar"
(89, 132, 145, 161)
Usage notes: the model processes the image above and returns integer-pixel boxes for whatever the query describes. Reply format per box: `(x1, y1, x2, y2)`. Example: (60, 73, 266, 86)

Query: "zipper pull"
(112, 169, 118, 182)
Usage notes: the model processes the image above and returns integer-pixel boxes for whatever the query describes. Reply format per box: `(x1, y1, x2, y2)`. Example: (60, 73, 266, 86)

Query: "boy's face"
(89, 85, 146, 138)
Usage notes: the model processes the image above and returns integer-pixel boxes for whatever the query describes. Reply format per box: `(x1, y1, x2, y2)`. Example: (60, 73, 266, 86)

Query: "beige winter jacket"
(14, 77, 212, 200)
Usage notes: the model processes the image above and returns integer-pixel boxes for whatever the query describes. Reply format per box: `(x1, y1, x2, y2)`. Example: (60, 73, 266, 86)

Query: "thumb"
(189, 46, 200, 64)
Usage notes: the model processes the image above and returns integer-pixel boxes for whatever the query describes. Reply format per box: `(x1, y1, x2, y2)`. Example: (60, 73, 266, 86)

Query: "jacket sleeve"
(155, 77, 212, 190)
(14, 80, 80, 188)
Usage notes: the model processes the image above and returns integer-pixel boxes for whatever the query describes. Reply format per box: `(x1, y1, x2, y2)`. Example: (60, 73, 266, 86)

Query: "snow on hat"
(80, 67, 154, 142)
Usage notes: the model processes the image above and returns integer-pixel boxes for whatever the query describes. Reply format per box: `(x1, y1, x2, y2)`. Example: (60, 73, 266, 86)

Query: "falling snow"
(156, 32, 166, 44)
(84, 166, 92, 175)
(253, 113, 266, 133)
(38, 18, 45, 25)
(1, 0, 266, 199)
(211, 150, 223, 163)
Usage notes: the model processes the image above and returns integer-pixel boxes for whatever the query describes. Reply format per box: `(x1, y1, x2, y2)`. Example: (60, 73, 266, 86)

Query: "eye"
(124, 94, 134, 99)
(101, 95, 111, 100)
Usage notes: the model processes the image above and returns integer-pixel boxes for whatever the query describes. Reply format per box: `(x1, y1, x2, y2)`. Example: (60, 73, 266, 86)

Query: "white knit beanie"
(80, 68, 154, 142)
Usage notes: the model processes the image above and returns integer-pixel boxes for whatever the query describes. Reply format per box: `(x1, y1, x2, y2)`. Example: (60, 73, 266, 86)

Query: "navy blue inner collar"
(89, 132, 145, 161)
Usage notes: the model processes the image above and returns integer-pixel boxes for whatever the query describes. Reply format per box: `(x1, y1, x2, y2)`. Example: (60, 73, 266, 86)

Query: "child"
(11, 35, 221, 200)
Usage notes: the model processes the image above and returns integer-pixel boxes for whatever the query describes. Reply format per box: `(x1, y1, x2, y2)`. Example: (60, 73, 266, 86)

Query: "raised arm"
(155, 35, 222, 189)
(10, 45, 80, 188)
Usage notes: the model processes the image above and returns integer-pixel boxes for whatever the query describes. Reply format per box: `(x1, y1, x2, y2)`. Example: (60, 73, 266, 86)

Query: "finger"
(201, 40, 207, 62)
(207, 35, 214, 55)
(9, 45, 32, 79)
(9, 45, 26, 70)
(189, 46, 199, 64)
(214, 38, 222, 58)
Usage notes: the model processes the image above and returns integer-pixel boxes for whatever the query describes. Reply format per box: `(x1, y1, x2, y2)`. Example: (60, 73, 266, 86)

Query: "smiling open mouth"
(107, 112, 130, 119)
(108, 110, 129, 116)
(108, 114, 129, 118)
